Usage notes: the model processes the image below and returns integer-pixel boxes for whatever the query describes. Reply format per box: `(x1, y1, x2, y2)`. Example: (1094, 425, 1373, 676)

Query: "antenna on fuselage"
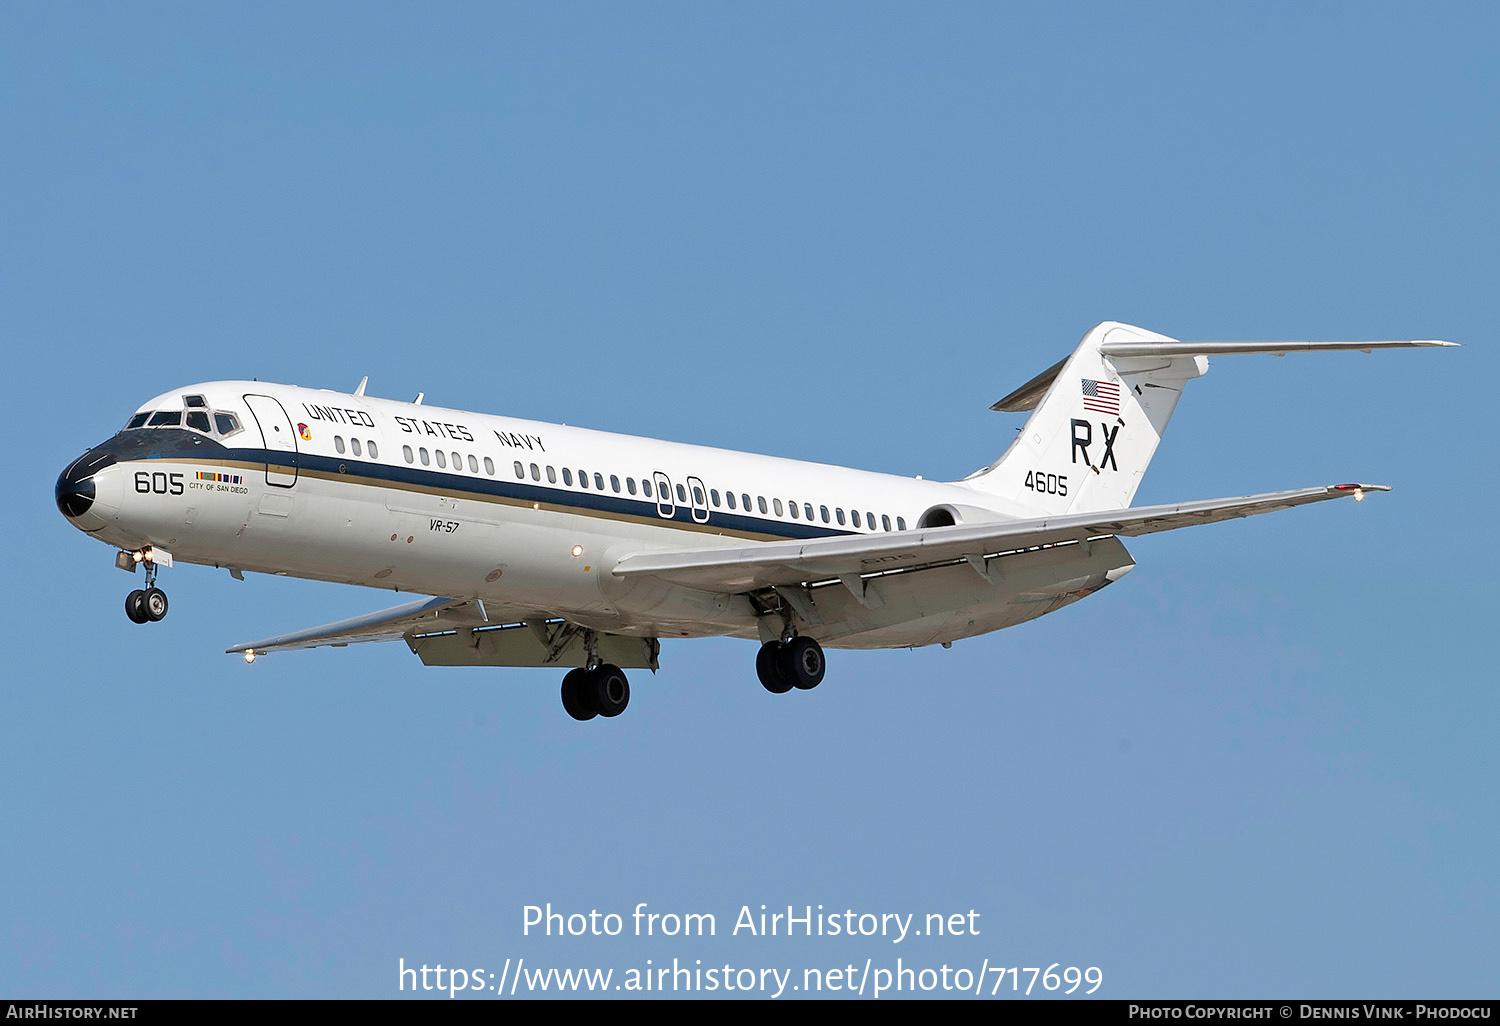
(413, 393, 424, 405)
(354, 376, 368, 397)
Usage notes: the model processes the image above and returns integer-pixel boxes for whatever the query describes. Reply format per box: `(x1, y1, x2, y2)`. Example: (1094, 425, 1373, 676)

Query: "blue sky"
(4, 1, 1495, 998)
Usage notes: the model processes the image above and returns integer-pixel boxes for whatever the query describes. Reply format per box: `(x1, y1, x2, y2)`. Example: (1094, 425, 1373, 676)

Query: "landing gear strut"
(756, 634, 825, 693)
(124, 556, 168, 624)
(560, 664, 630, 720)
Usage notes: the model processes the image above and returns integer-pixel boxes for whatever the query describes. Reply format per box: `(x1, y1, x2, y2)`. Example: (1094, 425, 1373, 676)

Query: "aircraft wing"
(225, 596, 661, 669)
(226, 596, 481, 654)
(611, 483, 1388, 592)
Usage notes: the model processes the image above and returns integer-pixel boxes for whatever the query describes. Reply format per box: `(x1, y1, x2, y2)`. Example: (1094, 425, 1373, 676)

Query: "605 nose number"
(135, 471, 184, 496)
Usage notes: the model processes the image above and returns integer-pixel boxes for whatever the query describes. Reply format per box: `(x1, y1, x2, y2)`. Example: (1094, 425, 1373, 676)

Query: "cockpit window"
(214, 412, 242, 437)
(127, 413, 151, 429)
(148, 411, 183, 427)
(184, 395, 208, 408)
(186, 411, 211, 432)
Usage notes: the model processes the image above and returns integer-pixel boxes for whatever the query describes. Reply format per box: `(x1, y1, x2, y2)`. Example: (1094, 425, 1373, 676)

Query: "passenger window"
(627, 477, 637, 495)
(773, 498, 783, 516)
(148, 411, 182, 426)
(579, 471, 589, 489)
(335, 436, 346, 454)
(836, 508, 846, 525)
(546, 465, 556, 483)
(514, 461, 525, 479)
(866, 512, 876, 530)
(351, 438, 362, 457)
(692, 485, 703, 505)
(595, 473, 604, 490)
(483, 457, 494, 475)
(743, 494, 752, 511)
(642, 479, 651, 497)
(676, 484, 686, 503)
(820, 506, 830, 523)
(435, 450, 446, 468)
(127, 413, 150, 429)
(726, 492, 736, 510)
(611, 475, 621, 493)
(789, 502, 799, 519)
(758, 496, 768, 514)
(562, 468, 573, 486)
(882, 515, 892, 531)
(897, 516, 907, 530)
(183, 395, 207, 408)
(452, 451, 462, 469)
(214, 413, 240, 435)
(368, 441, 378, 459)
(470, 455, 479, 473)
(804, 503, 813, 521)
(186, 411, 211, 433)
(403, 445, 414, 464)
(710, 489, 720, 507)
(531, 464, 541, 481)
(420, 448, 430, 466)
(849, 508, 859, 528)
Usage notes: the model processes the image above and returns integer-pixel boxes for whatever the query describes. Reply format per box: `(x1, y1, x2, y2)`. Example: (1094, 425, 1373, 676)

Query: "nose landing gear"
(121, 550, 169, 624)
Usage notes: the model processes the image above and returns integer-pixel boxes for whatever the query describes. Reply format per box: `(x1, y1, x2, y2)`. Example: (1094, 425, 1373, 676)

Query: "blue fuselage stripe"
(143, 444, 860, 541)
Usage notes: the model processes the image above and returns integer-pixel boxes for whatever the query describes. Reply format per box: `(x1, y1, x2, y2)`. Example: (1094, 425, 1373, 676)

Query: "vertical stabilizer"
(962, 322, 1208, 514)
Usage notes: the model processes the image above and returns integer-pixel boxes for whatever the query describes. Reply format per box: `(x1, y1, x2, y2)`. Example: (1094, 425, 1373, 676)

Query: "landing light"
(572, 545, 584, 557)
(1354, 489, 1364, 502)
(244, 649, 256, 664)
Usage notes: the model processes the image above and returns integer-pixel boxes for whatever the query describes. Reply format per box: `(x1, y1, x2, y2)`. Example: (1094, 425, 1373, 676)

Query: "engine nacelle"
(915, 503, 1010, 529)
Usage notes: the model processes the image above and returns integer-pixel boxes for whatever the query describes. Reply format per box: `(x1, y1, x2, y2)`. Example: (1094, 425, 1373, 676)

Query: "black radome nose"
(56, 450, 112, 519)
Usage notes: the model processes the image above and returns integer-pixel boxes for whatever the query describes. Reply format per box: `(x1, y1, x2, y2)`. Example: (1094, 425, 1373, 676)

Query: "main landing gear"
(756, 634, 826, 694)
(124, 556, 168, 624)
(560, 664, 630, 721)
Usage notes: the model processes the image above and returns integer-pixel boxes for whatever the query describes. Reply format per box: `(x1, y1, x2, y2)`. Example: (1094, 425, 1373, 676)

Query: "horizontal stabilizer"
(991, 337, 1457, 411)
(1097, 339, 1459, 358)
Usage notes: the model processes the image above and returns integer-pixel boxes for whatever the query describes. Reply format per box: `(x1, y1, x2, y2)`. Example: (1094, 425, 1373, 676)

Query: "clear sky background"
(4, 1, 1496, 999)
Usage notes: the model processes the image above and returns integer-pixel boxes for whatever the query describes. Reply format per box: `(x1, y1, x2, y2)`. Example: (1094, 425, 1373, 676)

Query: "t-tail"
(961, 321, 1457, 515)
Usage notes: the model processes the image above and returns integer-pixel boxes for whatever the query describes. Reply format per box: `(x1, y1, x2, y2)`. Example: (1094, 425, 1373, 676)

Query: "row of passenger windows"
(332, 435, 379, 459)
(502, 461, 908, 529)
(390, 446, 909, 532)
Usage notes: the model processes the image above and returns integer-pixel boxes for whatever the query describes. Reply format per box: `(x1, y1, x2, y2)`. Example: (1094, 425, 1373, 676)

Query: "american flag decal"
(1081, 378, 1121, 415)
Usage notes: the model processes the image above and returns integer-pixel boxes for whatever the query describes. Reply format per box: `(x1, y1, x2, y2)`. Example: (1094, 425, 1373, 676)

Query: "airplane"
(55, 321, 1454, 720)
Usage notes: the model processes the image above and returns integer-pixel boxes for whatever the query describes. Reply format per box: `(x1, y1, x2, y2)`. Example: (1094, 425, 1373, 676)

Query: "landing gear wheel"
(561, 668, 597, 721)
(142, 587, 169, 622)
(756, 641, 793, 694)
(125, 590, 148, 624)
(590, 664, 630, 718)
(779, 635, 825, 690)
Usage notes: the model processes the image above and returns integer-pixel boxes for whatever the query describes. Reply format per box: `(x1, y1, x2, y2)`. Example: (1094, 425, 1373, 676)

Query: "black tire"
(591, 664, 630, 717)
(561, 668, 597, 721)
(756, 641, 793, 694)
(125, 590, 148, 624)
(779, 635, 825, 690)
(142, 587, 169, 622)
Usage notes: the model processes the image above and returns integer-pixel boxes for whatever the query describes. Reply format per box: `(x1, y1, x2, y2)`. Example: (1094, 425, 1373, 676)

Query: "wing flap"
(611, 484, 1389, 592)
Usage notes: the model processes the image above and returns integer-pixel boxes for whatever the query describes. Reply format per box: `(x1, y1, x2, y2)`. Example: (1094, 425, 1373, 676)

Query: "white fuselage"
(58, 381, 1130, 649)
